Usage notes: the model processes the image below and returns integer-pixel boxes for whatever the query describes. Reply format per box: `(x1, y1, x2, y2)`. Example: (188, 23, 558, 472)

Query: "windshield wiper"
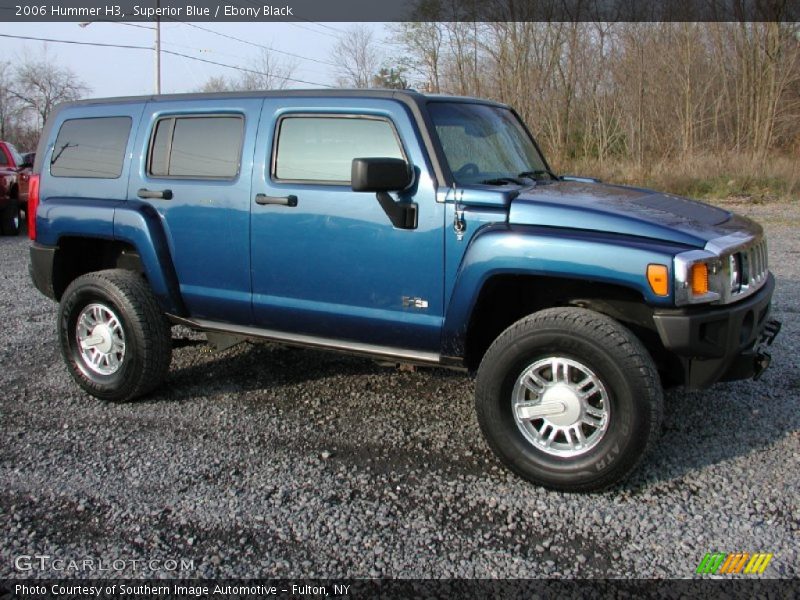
(517, 169, 554, 180)
(479, 176, 529, 186)
(50, 142, 77, 165)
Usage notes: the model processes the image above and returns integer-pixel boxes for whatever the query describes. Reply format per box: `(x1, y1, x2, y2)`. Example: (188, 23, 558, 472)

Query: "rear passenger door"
(127, 99, 263, 324)
(250, 98, 445, 353)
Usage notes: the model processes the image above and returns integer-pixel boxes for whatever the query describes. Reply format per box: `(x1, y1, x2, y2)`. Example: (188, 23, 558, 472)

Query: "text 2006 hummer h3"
(28, 90, 781, 491)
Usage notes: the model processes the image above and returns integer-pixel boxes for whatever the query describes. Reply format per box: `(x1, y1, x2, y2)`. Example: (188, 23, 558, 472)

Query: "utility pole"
(154, 0, 161, 94)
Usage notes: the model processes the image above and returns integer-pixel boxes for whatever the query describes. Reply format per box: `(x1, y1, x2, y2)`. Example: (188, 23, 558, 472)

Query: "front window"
(428, 102, 550, 186)
(273, 115, 404, 184)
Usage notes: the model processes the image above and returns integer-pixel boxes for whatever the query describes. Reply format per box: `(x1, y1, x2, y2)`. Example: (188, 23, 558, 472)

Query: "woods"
(3, 21, 798, 201)
(383, 21, 800, 198)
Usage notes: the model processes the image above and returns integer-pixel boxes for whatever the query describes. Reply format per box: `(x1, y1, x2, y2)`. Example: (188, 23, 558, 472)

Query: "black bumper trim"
(29, 243, 57, 300)
(653, 274, 777, 388)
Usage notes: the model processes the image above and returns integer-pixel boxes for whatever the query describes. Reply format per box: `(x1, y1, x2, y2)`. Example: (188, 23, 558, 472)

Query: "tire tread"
(59, 269, 172, 402)
(475, 307, 663, 492)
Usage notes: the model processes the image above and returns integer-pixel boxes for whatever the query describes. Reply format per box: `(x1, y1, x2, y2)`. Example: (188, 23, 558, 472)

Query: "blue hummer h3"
(28, 90, 781, 491)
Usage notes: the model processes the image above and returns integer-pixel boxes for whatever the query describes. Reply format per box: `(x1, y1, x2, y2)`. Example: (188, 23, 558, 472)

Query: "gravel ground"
(1, 201, 798, 580)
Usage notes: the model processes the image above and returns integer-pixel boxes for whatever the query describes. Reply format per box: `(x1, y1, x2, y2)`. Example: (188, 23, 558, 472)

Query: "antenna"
(452, 182, 466, 241)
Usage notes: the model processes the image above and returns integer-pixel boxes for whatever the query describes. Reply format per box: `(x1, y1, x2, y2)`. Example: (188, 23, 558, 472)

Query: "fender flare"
(441, 225, 680, 358)
(113, 201, 186, 316)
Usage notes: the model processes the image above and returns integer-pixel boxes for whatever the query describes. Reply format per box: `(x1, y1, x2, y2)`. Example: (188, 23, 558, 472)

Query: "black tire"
(475, 307, 663, 492)
(0, 199, 20, 236)
(58, 269, 172, 402)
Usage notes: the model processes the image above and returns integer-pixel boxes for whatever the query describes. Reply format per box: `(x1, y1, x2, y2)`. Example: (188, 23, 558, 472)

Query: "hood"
(507, 181, 761, 248)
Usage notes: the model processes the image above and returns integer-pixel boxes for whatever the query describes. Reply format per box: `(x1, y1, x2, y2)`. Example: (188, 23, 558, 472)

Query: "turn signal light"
(647, 264, 669, 296)
(690, 262, 709, 296)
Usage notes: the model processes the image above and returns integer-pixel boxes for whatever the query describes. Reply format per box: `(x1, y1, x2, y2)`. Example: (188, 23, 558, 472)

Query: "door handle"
(255, 193, 297, 207)
(137, 188, 173, 200)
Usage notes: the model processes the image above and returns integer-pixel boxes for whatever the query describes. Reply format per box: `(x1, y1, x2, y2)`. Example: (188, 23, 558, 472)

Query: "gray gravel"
(1, 200, 798, 579)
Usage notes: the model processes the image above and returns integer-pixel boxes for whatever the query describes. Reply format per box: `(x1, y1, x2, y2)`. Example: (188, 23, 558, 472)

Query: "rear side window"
(50, 117, 132, 178)
(148, 115, 243, 179)
(273, 116, 404, 183)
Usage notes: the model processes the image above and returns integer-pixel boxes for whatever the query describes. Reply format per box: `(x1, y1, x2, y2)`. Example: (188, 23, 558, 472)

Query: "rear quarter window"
(147, 115, 244, 179)
(50, 116, 132, 178)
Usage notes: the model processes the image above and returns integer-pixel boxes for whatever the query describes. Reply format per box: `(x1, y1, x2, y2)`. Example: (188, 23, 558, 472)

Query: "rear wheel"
(59, 269, 172, 401)
(0, 198, 20, 235)
(475, 307, 663, 492)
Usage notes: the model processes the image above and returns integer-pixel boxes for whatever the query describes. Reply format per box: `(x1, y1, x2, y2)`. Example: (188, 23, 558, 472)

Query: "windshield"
(428, 102, 551, 186)
(6, 143, 23, 166)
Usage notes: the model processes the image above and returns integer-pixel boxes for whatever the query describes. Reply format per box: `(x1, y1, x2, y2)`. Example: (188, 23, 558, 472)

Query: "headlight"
(674, 250, 722, 305)
(675, 235, 768, 306)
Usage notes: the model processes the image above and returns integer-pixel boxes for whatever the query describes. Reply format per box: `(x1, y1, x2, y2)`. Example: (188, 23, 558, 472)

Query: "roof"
(59, 88, 509, 110)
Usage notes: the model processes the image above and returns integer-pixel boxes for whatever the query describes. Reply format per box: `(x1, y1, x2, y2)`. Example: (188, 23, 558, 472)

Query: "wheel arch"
(446, 273, 683, 384)
(48, 202, 186, 316)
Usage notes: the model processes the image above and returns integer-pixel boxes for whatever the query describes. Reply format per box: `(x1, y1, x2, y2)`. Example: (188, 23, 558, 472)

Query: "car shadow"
(161, 275, 798, 490)
(164, 338, 430, 393)
(624, 275, 799, 491)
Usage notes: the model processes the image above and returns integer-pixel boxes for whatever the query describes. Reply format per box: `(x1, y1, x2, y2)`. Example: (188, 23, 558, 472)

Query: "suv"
(0, 140, 32, 235)
(28, 90, 780, 491)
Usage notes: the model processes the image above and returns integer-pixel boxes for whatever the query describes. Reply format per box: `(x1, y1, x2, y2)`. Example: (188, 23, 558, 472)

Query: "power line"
(285, 21, 340, 39)
(78, 21, 215, 54)
(172, 20, 339, 67)
(234, 0, 341, 39)
(0, 32, 334, 88)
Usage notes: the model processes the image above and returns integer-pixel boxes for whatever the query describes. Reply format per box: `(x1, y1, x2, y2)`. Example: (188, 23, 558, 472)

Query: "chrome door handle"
(137, 188, 173, 200)
(255, 194, 297, 207)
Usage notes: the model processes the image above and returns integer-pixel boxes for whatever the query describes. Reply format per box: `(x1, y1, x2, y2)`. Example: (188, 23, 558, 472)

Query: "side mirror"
(351, 158, 412, 192)
(351, 158, 417, 229)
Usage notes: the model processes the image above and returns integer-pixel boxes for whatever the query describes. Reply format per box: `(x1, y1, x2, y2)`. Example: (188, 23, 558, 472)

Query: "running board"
(166, 314, 442, 366)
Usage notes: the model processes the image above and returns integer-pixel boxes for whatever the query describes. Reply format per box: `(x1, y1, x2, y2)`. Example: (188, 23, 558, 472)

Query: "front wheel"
(59, 269, 172, 402)
(475, 307, 663, 492)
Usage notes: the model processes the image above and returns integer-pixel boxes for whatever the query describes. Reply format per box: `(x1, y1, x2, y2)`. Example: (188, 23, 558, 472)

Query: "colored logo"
(696, 552, 773, 575)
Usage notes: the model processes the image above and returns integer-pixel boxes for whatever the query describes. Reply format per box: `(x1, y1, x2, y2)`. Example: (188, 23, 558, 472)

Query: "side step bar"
(166, 314, 443, 367)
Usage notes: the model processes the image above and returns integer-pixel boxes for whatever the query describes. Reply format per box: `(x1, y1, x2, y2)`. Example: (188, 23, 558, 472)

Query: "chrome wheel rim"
(512, 357, 610, 457)
(76, 303, 126, 376)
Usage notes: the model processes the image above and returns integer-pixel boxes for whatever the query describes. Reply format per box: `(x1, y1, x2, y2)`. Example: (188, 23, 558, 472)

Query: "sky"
(0, 21, 392, 97)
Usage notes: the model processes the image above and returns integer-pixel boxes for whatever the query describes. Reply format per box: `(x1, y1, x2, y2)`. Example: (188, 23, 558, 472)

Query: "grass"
(555, 153, 799, 203)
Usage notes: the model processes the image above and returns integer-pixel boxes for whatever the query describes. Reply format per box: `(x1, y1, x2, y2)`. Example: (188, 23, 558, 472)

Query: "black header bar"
(2, 0, 799, 23)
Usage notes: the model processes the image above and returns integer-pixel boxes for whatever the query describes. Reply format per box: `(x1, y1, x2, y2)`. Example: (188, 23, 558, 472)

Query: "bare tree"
(13, 48, 88, 127)
(0, 61, 22, 140)
(197, 50, 298, 92)
(394, 21, 444, 92)
(333, 25, 382, 88)
(197, 75, 233, 93)
(238, 49, 298, 91)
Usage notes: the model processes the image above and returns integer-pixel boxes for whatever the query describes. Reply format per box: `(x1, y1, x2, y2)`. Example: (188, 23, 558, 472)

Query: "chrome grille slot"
(735, 238, 768, 300)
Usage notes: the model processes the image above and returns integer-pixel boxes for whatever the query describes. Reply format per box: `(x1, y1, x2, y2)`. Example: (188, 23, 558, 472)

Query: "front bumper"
(653, 273, 780, 388)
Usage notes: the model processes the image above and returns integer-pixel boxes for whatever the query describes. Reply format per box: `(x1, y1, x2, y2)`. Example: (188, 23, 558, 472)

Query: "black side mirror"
(351, 158, 417, 229)
(351, 158, 412, 192)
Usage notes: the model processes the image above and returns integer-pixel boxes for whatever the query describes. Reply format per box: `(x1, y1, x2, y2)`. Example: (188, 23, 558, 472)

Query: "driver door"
(250, 99, 445, 353)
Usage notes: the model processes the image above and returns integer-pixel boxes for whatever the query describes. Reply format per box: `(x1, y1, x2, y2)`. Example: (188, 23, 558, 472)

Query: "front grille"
(735, 238, 769, 298)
